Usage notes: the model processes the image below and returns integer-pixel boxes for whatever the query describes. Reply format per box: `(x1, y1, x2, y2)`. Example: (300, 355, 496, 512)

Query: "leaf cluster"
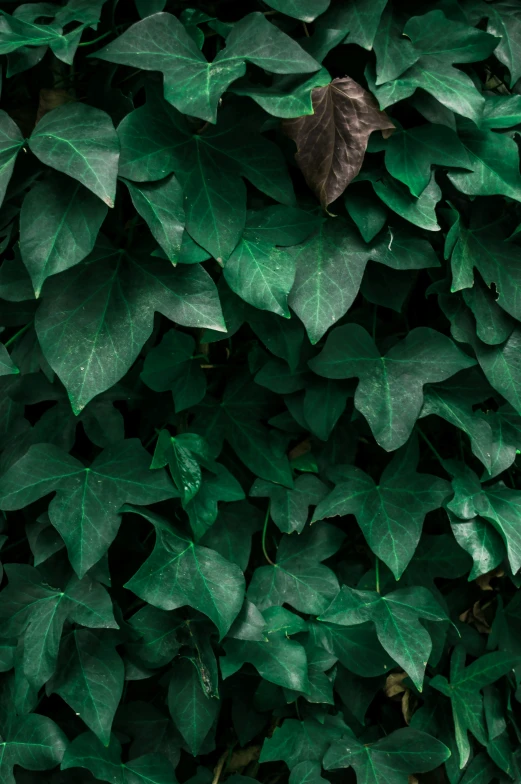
(0, 1, 520, 784)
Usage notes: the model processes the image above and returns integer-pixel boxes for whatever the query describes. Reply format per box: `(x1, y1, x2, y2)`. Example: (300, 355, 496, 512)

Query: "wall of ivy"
(0, 1, 520, 783)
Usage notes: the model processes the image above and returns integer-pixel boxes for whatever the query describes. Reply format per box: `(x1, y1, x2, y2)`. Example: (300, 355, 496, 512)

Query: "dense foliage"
(1, 0, 521, 782)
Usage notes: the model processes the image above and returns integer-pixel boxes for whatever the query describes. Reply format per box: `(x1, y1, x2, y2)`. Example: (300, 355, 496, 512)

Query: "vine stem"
(262, 502, 275, 566)
(375, 557, 380, 594)
(418, 427, 445, 468)
(4, 321, 32, 348)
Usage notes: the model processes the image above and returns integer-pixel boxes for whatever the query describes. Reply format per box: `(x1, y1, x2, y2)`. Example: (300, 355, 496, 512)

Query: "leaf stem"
(77, 29, 114, 47)
(418, 427, 445, 468)
(262, 502, 275, 566)
(375, 557, 380, 593)
(4, 321, 32, 348)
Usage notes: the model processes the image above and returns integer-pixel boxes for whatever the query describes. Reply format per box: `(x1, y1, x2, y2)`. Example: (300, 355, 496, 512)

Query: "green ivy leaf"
(61, 731, 177, 783)
(122, 175, 184, 264)
(35, 241, 224, 412)
(324, 727, 450, 784)
(0, 440, 176, 577)
(0, 713, 68, 782)
(20, 173, 107, 297)
(260, 716, 346, 769)
(168, 657, 219, 756)
(123, 507, 245, 638)
(250, 475, 328, 534)
(48, 629, 124, 745)
(141, 331, 206, 413)
(0, 110, 24, 208)
(384, 123, 472, 197)
(310, 324, 475, 451)
(221, 606, 310, 692)
(261, 0, 330, 24)
(95, 12, 320, 123)
(431, 647, 520, 768)
(248, 522, 344, 614)
(28, 103, 120, 207)
(0, 344, 18, 376)
(448, 128, 521, 202)
(0, 565, 117, 688)
(313, 443, 450, 577)
(320, 584, 447, 690)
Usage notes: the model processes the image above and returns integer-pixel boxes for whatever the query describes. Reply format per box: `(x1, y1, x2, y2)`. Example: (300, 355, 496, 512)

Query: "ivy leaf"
(384, 124, 472, 197)
(141, 330, 206, 413)
(324, 727, 450, 784)
(122, 175, 184, 264)
(320, 585, 447, 690)
(288, 218, 437, 344)
(126, 605, 182, 670)
(248, 522, 344, 614)
(35, 241, 224, 413)
(168, 657, 219, 755)
(0, 111, 24, 208)
(0, 439, 177, 577)
(309, 324, 475, 451)
(312, 444, 450, 578)
(221, 605, 310, 692)
(61, 731, 177, 784)
(250, 475, 328, 534)
(448, 217, 521, 321)
(95, 12, 320, 123)
(260, 716, 346, 769)
(261, 0, 330, 24)
(448, 128, 521, 202)
(28, 103, 120, 207)
(362, 170, 442, 231)
(201, 501, 262, 571)
(0, 713, 67, 782)
(283, 77, 394, 208)
(20, 173, 107, 297)
(373, 5, 420, 85)
(419, 372, 494, 473)
(479, 404, 521, 479)
(0, 565, 117, 689)
(0, 344, 18, 376)
(123, 507, 245, 638)
(369, 9, 498, 121)
(474, 329, 521, 415)
(484, 2, 521, 86)
(448, 512, 505, 581)
(193, 376, 293, 487)
(231, 69, 331, 119)
(224, 207, 314, 317)
(118, 95, 295, 260)
(431, 647, 521, 768)
(48, 629, 124, 745)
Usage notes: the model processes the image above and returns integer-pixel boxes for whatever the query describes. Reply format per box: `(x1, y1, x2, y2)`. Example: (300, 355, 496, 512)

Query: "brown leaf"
(459, 600, 492, 634)
(36, 88, 74, 124)
(283, 77, 394, 208)
(384, 671, 408, 698)
(288, 438, 312, 461)
(226, 746, 261, 773)
(476, 566, 504, 591)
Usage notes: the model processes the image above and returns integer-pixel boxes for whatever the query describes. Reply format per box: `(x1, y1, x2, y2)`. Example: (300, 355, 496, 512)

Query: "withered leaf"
(283, 76, 394, 208)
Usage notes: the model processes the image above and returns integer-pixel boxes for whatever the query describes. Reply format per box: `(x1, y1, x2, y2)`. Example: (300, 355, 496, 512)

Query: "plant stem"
(418, 427, 446, 468)
(262, 503, 275, 566)
(4, 321, 32, 348)
(375, 556, 380, 593)
(78, 29, 114, 47)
